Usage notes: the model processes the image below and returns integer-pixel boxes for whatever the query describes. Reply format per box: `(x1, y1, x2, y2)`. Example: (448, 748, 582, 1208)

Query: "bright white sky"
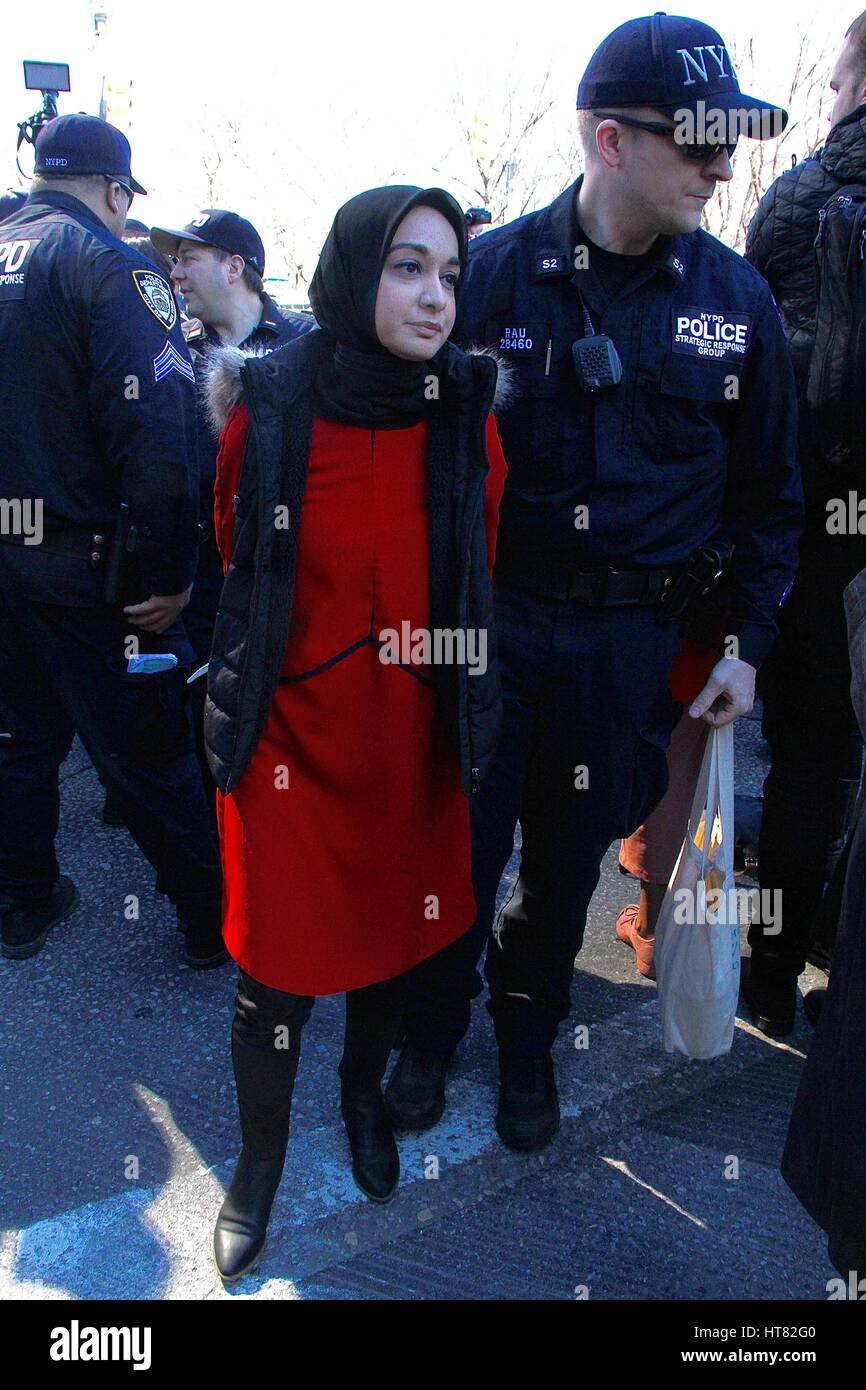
(3, 0, 858, 288)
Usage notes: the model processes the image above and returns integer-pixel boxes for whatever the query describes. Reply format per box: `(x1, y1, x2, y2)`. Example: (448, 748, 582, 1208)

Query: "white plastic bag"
(655, 722, 740, 1059)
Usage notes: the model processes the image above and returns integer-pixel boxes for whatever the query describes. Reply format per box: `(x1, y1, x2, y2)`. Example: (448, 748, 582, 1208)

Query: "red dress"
(213, 407, 507, 996)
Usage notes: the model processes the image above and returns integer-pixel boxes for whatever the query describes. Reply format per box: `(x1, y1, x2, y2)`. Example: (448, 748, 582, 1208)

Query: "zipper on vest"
(471, 766, 480, 794)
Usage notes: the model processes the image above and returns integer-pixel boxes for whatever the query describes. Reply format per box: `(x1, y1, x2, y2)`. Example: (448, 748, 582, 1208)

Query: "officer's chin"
(669, 203, 706, 235)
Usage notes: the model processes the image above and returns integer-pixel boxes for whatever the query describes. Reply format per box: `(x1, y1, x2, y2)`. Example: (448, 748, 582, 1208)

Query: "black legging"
(231, 968, 410, 1157)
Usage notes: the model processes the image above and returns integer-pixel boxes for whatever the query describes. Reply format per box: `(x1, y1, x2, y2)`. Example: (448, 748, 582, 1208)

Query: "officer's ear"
(103, 179, 127, 218)
(225, 253, 246, 286)
(595, 119, 625, 170)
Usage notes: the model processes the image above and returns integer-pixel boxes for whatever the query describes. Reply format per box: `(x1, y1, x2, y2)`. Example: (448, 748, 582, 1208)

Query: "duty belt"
(494, 552, 679, 608)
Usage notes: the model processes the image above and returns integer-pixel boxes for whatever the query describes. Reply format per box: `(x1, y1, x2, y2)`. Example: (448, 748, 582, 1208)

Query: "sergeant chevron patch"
(152, 340, 196, 383)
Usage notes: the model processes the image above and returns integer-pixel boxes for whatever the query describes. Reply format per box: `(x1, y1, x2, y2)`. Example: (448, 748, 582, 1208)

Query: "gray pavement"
(0, 710, 836, 1300)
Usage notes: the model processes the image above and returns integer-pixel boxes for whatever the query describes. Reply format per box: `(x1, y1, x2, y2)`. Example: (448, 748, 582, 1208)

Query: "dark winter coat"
(746, 104, 866, 399)
(780, 562, 866, 1279)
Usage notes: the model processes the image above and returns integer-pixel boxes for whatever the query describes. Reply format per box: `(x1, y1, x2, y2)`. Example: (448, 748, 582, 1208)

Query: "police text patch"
(534, 254, 565, 276)
(0, 238, 38, 301)
(132, 269, 177, 330)
(673, 306, 751, 362)
(488, 320, 547, 355)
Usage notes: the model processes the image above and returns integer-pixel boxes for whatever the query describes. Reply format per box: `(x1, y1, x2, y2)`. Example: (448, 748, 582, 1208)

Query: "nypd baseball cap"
(34, 113, 147, 193)
(577, 12, 788, 139)
(150, 210, 266, 275)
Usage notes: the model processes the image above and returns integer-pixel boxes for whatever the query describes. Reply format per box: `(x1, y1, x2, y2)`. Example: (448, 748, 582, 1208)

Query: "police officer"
(149, 211, 313, 804)
(386, 13, 804, 1151)
(0, 114, 225, 968)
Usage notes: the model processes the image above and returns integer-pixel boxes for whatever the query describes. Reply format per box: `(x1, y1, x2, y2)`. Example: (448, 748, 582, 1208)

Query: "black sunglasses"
(593, 112, 737, 164)
(104, 174, 135, 204)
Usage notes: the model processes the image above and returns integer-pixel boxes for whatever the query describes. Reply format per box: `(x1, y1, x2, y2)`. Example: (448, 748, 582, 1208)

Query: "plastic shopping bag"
(655, 722, 740, 1059)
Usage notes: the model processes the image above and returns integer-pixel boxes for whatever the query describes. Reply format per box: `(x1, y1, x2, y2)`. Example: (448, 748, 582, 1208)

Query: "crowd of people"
(1, 9, 864, 1290)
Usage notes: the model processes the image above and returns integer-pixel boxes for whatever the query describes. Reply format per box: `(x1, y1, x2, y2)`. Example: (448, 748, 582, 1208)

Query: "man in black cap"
(386, 13, 804, 1151)
(0, 113, 225, 967)
(149, 211, 312, 803)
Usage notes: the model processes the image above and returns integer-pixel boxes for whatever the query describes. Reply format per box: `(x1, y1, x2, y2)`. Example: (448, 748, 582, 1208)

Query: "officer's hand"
(123, 587, 192, 635)
(688, 657, 756, 727)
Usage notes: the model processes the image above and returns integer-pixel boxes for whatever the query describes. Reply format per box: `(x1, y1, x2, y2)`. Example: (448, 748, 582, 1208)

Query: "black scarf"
(308, 185, 468, 429)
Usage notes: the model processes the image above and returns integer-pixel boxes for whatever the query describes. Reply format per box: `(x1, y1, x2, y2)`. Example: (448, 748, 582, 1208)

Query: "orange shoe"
(615, 904, 656, 980)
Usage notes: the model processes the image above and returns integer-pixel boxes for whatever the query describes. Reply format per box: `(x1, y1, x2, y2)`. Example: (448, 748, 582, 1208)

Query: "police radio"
(572, 295, 623, 394)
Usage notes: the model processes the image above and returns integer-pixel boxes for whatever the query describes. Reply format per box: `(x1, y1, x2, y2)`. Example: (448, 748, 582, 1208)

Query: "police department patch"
(672, 306, 751, 362)
(132, 269, 177, 331)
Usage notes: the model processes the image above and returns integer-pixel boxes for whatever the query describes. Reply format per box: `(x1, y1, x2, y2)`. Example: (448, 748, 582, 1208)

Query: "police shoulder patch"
(131, 268, 177, 331)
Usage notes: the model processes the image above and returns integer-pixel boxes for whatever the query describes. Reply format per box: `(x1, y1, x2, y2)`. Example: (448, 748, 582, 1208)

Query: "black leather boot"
(496, 1053, 560, 1152)
(213, 1146, 286, 1283)
(341, 1086, 400, 1203)
(747, 951, 799, 1037)
(803, 988, 827, 1028)
(1, 876, 79, 960)
(384, 1044, 453, 1131)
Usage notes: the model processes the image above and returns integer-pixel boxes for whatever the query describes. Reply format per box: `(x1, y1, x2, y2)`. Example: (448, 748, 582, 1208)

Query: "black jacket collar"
(191, 293, 290, 352)
(820, 103, 866, 183)
(530, 175, 691, 289)
(22, 189, 125, 245)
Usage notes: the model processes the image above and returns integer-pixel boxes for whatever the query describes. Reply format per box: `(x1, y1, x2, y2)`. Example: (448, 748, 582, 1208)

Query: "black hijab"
(308, 185, 468, 430)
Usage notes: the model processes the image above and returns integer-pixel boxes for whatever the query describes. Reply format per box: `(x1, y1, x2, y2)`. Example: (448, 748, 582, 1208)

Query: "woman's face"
(374, 205, 460, 360)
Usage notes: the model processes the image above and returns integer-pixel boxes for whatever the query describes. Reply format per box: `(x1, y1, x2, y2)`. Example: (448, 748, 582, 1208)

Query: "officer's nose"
(170, 262, 184, 287)
(704, 146, 734, 183)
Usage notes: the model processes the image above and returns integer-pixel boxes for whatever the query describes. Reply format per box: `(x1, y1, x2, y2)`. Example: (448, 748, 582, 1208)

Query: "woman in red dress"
(204, 186, 508, 1282)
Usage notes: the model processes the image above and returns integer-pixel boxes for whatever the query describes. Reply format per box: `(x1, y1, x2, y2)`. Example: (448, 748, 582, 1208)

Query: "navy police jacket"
(455, 176, 805, 668)
(0, 190, 200, 606)
(182, 297, 313, 547)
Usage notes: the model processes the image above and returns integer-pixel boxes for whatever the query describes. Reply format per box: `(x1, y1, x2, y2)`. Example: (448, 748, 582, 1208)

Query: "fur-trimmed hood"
(202, 335, 515, 435)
